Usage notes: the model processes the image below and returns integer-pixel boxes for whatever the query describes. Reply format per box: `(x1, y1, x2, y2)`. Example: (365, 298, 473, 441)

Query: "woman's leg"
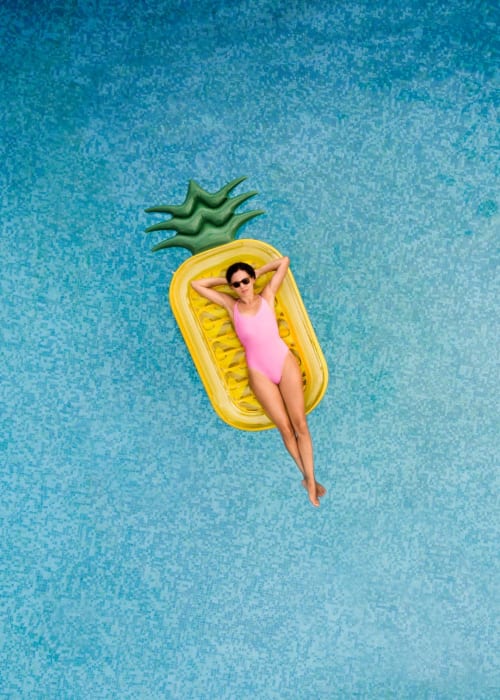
(248, 361, 321, 507)
(278, 354, 323, 506)
(248, 369, 307, 476)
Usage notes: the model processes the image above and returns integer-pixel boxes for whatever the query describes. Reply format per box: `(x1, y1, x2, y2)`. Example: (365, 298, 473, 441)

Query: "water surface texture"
(1, 0, 499, 697)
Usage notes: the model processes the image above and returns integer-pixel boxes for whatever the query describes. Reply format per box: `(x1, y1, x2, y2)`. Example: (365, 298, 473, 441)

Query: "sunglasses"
(231, 277, 251, 288)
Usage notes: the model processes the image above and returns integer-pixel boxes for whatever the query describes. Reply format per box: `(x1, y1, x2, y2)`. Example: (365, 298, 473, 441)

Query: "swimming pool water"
(1, 0, 498, 697)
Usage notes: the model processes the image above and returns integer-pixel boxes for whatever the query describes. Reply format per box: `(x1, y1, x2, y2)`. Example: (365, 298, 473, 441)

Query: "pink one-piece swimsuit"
(233, 296, 289, 384)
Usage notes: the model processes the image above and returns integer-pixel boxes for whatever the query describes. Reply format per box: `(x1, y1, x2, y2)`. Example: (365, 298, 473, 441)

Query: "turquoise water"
(1, 0, 499, 697)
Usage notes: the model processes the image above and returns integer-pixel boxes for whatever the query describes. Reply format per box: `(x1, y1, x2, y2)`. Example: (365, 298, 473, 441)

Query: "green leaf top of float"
(145, 176, 265, 255)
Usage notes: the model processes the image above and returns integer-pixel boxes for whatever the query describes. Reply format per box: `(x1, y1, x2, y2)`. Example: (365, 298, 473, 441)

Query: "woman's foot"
(302, 478, 320, 507)
(316, 482, 327, 498)
(302, 479, 326, 500)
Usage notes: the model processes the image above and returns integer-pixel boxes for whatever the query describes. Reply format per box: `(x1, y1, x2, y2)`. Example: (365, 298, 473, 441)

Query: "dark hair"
(226, 261, 256, 284)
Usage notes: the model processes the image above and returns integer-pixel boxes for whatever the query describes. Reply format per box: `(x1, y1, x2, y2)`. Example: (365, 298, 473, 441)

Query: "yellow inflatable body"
(169, 239, 328, 431)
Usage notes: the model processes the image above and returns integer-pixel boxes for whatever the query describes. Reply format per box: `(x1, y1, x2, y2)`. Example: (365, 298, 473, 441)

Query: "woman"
(191, 256, 325, 507)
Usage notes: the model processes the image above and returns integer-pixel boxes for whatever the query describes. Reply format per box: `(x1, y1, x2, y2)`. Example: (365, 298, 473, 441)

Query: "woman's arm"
(190, 277, 235, 312)
(257, 256, 290, 299)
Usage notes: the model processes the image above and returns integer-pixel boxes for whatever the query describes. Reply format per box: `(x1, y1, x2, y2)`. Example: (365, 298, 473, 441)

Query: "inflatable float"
(145, 177, 328, 431)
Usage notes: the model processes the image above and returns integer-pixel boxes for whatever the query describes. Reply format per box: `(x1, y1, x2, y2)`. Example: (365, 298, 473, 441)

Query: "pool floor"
(1, 0, 498, 697)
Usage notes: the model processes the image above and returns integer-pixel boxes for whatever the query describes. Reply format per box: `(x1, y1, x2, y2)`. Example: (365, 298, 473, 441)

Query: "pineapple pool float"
(146, 176, 328, 431)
